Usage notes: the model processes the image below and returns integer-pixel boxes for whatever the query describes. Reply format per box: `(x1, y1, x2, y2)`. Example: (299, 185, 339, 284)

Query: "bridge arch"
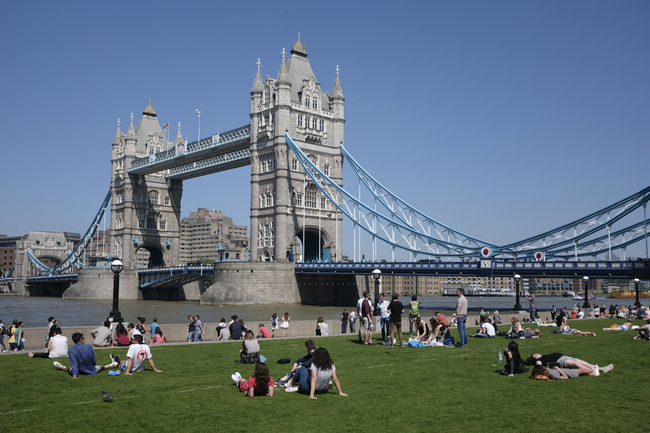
(295, 226, 331, 262)
(135, 245, 166, 269)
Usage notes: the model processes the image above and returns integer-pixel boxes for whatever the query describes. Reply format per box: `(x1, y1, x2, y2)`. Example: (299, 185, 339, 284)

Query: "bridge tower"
(110, 102, 183, 270)
(249, 36, 344, 262)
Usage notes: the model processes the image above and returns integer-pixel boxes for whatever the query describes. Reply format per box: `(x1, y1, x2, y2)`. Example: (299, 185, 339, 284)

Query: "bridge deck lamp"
(582, 276, 591, 309)
(109, 259, 124, 323)
(634, 278, 641, 308)
(513, 274, 522, 310)
(372, 269, 381, 305)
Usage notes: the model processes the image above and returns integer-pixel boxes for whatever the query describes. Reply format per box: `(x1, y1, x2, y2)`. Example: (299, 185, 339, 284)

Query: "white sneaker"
(285, 386, 299, 393)
(1, 349, 8, 353)
(231, 372, 242, 384)
(601, 364, 614, 373)
(106, 361, 118, 369)
(593, 364, 600, 376)
(53, 361, 65, 370)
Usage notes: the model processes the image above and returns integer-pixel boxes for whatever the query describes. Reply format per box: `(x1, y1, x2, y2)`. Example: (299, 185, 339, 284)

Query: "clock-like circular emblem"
(535, 252, 544, 261)
(481, 247, 492, 258)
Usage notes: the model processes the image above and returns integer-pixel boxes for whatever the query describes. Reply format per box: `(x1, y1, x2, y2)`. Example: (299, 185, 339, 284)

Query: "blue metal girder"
(165, 148, 251, 180)
(138, 266, 213, 289)
(26, 190, 111, 274)
(26, 273, 78, 284)
(295, 260, 650, 278)
(286, 133, 481, 257)
(129, 125, 251, 176)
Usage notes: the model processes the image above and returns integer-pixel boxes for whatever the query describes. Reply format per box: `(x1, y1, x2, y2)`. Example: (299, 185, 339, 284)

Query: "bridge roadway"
(295, 259, 650, 279)
(128, 124, 251, 180)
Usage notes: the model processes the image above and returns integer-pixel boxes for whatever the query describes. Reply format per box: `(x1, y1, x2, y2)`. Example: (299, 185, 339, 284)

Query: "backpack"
(0, 325, 5, 336)
(410, 301, 419, 316)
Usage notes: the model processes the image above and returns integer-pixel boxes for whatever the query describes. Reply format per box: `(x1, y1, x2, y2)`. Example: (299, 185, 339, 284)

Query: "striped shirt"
(457, 295, 468, 316)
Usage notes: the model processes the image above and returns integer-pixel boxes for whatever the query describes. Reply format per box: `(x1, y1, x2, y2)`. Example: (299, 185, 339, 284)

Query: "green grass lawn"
(1, 318, 647, 433)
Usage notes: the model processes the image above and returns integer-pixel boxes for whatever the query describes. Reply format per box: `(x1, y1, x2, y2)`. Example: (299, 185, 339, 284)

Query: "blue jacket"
(68, 343, 97, 377)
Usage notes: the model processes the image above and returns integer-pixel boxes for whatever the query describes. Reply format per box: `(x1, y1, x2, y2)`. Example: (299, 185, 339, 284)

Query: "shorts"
(557, 355, 578, 368)
(361, 317, 373, 330)
(620, 325, 630, 331)
(272, 323, 278, 330)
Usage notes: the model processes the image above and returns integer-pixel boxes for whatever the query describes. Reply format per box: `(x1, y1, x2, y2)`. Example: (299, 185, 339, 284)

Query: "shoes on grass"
(110, 353, 121, 364)
(593, 364, 600, 376)
(53, 361, 65, 370)
(285, 386, 299, 393)
(106, 361, 118, 369)
(231, 372, 242, 384)
(601, 364, 614, 373)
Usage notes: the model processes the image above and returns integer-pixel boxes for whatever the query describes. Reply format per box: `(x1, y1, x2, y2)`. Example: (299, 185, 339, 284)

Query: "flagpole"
(196, 109, 201, 144)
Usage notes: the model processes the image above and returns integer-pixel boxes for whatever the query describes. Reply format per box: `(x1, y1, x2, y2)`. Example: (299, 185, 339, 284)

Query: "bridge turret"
(330, 65, 345, 150)
(124, 113, 137, 157)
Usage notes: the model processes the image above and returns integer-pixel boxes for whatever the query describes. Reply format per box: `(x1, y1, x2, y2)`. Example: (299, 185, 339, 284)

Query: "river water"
(0, 295, 614, 327)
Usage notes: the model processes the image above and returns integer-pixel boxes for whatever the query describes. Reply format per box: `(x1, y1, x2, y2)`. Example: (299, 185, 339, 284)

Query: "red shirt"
(436, 313, 449, 326)
(259, 326, 271, 338)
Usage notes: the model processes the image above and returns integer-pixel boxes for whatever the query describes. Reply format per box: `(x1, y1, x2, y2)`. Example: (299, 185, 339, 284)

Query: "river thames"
(0, 295, 616, 327)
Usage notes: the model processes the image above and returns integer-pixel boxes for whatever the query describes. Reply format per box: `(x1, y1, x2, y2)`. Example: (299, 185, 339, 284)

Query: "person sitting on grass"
(113, 322, 130, 346)
(603, 321, 632, 331)
(529, 364, 591, 380)
(240, 330, 260, 363)
(504, 341, 526, 377)
(631, 319, 650, 341)
(29, 327, 68, 359)
(285, 347, 347, 399)
(53, 333, 117, 379)
(278, 339, 316, 384)
(415, 316, 429, 342)
(470, 319, 496, 338)
(507, 317, 525, 338)
(231, 363, 274, 398)
(151, 327, 166, 344)
(112, 334, 162, 375)
(523, 352, 613, 375)
(91, 320, 113, 347)
(425, 318, 451, 345)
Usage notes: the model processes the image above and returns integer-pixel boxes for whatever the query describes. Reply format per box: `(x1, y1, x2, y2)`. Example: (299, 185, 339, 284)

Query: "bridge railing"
(130, 125, 251, 172)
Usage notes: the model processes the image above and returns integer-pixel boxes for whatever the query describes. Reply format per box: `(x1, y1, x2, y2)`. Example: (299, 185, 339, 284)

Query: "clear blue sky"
(2, 1, 649, 260)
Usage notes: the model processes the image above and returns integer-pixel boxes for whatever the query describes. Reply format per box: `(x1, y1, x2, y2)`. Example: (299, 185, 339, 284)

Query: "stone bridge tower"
(249, 35, 344, 262)
(110, 102, 183, 270)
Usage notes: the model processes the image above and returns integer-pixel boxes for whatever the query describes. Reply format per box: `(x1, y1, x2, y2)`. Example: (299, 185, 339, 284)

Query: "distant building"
(1, 235, 20, 273)
(178, 208, 249, 265)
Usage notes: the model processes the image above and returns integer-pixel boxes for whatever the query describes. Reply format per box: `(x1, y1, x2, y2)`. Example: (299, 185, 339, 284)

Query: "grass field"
(0, 318, 647, 433)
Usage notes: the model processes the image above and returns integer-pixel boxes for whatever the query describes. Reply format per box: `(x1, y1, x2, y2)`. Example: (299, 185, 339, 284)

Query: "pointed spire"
(127, 113, 136, 137)
(112, 118, 122, 145)
(175, 122, 183, 142)
(251, 58, 263, 94)
(331, 65, 344, 101)
(277, 48, 290, 85)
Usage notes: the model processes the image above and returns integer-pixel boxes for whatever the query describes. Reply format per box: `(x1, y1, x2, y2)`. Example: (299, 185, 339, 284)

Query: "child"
(271, 313, 278, 338)
(281, 312, 290, 337)
(232, 363, 274, 397)
(151, 327, 166, 344)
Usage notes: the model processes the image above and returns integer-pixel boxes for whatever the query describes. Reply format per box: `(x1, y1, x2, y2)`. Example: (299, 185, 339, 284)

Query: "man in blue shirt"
(53, 333, 117, 379)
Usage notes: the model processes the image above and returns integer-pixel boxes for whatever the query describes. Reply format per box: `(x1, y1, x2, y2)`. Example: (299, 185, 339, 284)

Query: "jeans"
(474, 333, 494, 338)
(350, 319, 356, 334)
(408, 314, 417, 334)
(380, 317, 390, 340)
(457, 315, 468, 346)
(292, 366, 327, 395)
(530, 306, 535, 322)
(341, 321, 348, 334)
(194, 330, 203, 342)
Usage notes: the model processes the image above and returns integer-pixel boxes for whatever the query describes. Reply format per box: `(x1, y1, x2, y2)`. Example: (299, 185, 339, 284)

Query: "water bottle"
(498, 350, 503, 364)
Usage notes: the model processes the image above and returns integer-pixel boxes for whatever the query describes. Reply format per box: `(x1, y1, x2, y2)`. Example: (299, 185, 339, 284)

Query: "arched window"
(264, 88, 270, 103)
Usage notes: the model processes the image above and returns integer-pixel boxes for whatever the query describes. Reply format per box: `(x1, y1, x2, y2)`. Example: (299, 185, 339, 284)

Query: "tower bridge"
(9, 35, 650, 305)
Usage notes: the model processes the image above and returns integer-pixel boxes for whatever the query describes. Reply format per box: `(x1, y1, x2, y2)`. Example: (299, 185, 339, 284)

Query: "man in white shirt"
(357, 291, 368, 342)
(114, 334, 162, 375)
(377, 293, 390, 341)
(471, 321, 496, 338)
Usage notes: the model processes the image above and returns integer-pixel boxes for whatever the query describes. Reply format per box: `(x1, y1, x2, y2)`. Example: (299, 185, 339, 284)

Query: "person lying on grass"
(529, 364, 590, 380)
(231, 363, 274, 397)
(523, 352, 612, 375)
(603, 321, 632, 331)
(112, 334, 162, 375)
(559, 317, 596, 336)
(53, 333, 117, 379)
(285, 347, 347, 399)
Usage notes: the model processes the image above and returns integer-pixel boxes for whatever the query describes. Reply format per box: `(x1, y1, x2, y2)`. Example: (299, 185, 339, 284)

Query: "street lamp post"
(109, 259, 124, 323)
(372, 269, 381, 306)
(634, 278, 640, 308)
(582, 276, 590, 309)
(513, 274, 522, 310)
